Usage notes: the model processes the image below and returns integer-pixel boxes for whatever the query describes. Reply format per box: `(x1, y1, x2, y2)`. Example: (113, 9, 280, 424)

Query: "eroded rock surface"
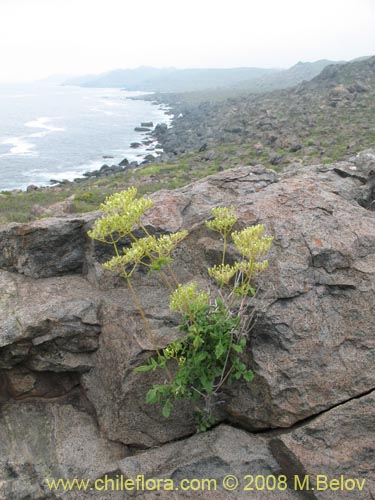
(0, 401, 125, 500)
(0, 150, 374, 498)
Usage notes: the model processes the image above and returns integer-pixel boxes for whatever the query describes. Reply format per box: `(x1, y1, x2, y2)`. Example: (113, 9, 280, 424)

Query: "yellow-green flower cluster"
(208, 264, 237, 286)
(102, 231, 189, 277)
(151, 231, 188, 258)
(163, 342, 182, 359)
(102, 239, 150, 276)
(100, 187, 138, 214)
(231, 225, 273, 260)
(170, 282, 210, 315)
(234, 260, 269, 275)
(205, 205, 237, 236)
(88, 187, 154, 242)
(208, 260, 270, 287)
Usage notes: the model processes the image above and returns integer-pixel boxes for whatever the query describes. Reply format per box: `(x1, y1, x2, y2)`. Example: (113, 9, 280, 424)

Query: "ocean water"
(0, 84, 171, 191)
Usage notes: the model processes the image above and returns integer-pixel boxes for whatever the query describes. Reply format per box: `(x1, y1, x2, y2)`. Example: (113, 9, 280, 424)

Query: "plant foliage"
(88, 187, 273, 431)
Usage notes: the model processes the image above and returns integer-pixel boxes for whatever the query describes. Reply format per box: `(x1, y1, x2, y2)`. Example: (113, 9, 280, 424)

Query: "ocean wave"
(88, 107, 117, 116)
(0, 137, 37, 157)
(99, 98, 126, 108)
(25, 116, 65, 133)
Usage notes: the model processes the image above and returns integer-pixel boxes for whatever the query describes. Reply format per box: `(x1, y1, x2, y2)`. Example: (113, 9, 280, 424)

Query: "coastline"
(0, 88, 174, 193)
(46, 107, 174, 190)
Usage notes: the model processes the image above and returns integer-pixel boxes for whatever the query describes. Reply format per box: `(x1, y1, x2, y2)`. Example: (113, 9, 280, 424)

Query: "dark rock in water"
(134, 127, 151, 132)
(129, 161, 138, 168)
(119, 158, 129, 167)
(140, 158, 154, 166)
(102, 155, 114, 159)
(111, 165, 125, 174)
(153, 123, 168, 136)
(26, 185, 39, 192)
(142, 139, 153, 146)
(99, 164, 110, 172)
(130, 142, 141, 148)
(88, 171, 101, 177)
(144, 154, 155, 161)
(141, 121, 153, 127)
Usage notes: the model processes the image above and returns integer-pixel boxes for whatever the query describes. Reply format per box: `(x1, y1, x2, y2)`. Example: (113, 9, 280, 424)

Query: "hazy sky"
(1, 0, 374, 82)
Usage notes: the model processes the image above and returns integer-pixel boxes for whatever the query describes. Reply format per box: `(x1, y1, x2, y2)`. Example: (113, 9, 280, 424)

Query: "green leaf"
(243, 370, 254, 382)
(193, 336, 204, 349)
(146, 388, 157, 404)
(162, 400, 172, 418)
(231, 344, 243, 354)
(199, 374, 213, 393)
(215, 341, 226, 359)
(134, 364, 155, 372)
(247, 285, 256, 296)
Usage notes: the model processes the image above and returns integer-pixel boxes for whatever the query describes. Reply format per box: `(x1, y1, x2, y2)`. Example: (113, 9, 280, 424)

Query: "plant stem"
(222, 232, 227, 265)
(110, 235, 172, 381)
(126, 278, 173, 381)
(166, 262, 179, 288)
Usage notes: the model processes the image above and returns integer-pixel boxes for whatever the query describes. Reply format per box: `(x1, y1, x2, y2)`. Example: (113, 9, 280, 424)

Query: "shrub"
(88, 187, 273, 431)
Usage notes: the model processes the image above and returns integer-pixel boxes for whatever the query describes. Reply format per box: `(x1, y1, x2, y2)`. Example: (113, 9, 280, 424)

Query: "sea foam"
(0, 137, 37, 157)
(25, 117, 65, 133)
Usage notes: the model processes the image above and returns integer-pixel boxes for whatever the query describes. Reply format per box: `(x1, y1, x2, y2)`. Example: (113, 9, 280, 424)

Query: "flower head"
(205, 205, 237, 236)
(231, 224, 273, 260)
(208, 263, 237, 286)
(88, 187, 154, 241)
(170, 282, 210, 315)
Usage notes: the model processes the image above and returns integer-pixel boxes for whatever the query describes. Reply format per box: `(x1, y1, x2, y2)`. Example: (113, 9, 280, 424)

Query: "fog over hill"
(64, 66, 280, 92)
(63, 60, 343, 93)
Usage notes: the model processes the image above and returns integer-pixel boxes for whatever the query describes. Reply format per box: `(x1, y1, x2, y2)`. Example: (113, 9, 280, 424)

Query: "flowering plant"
(88, 187, 273, 430)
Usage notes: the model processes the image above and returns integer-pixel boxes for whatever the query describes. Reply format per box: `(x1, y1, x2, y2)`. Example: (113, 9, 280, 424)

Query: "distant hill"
(64, 66, 281, 92)
(311, 55, 375, 86)
(63, 60, 344, 96)
(233, 59, 341, 93)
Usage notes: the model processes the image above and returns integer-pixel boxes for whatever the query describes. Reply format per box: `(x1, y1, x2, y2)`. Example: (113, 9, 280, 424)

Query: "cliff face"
(1, 151, 375, 499)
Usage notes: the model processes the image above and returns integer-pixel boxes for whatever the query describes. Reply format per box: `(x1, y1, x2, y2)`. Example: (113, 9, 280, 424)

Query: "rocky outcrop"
(270, 390, 375, 499)
(0, 401, 125, 500)
(0, 150, 374, 498)
(0, 217, 87, 277)
(150, 56, 375, 171)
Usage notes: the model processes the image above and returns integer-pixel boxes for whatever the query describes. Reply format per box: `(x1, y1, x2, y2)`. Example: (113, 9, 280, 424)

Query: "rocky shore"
(17, 56, 375, 196)
(143, 56, 375, 170)
(0, 149, 374, 499)
(44, 118, 168, 189)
